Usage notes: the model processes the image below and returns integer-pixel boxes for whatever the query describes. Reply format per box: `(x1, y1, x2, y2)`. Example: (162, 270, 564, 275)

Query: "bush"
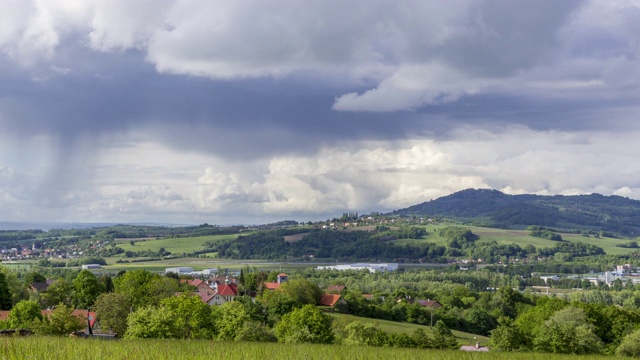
(616, 329, 640, 357)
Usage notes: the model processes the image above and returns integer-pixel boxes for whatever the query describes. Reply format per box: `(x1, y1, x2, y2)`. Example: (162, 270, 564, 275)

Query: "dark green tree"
(0, 272, 12, 310)
(489, 317, 528, 351)
(72, 270, 104, 309)
(274, 304, 334, 344)
(94, 292, 131, 336)
(41, 279, 72, 308)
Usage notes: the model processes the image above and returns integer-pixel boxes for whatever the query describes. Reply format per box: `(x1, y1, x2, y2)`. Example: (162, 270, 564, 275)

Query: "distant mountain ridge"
(392, 189, 640, 236)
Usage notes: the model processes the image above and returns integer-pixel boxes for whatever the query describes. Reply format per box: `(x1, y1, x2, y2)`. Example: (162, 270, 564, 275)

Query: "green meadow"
(328, 313, 489, 345)
(391, 225, 636, 256)
(0, 337, 613, 360)
(114, 233, 242, 255)
(101, 256, 318, 273)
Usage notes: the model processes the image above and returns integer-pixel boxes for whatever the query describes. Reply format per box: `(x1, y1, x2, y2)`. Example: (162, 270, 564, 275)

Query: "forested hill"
(392, 189, 640, 236)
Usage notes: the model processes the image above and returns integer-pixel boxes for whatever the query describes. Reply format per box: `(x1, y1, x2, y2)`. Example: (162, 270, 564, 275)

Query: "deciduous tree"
(274, 304, 334, 344)
(72, 270, 104, 309)
(94, 292, 130, 336)
(8, 300, 42, 328)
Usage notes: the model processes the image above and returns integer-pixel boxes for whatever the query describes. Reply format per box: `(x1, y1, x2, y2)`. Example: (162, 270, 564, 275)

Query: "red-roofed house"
(195, 290, 217, 306)
(319, 294, 348, 312)
(263, 282, 281, 291)
(180, 279, 212, 292)
(210, 283, 239, 306)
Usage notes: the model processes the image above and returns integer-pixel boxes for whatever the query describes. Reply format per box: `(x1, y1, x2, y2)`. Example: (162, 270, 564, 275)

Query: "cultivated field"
(114, 233, 242, 255)
(100, 257, 323, 274)
(0, 337, 613, 360)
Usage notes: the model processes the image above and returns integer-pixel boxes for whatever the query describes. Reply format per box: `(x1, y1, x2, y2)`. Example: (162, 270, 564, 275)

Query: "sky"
(1, 0, 640, 225)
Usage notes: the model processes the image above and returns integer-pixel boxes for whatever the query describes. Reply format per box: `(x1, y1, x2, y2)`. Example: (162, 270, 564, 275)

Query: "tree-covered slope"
(392, 189, 640, 236)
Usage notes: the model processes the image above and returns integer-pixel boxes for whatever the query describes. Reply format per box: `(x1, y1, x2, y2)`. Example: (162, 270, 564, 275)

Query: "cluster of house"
(176, 272, 350, 310)
(23, 275, 491, 350)
(0, 245, 89, 261)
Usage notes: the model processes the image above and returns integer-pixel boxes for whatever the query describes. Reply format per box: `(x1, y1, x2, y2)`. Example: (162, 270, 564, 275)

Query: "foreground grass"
(0, 337, 613, 360)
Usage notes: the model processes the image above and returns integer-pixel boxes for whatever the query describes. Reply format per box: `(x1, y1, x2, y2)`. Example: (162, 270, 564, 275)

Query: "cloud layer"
(1, 0, 640, 224)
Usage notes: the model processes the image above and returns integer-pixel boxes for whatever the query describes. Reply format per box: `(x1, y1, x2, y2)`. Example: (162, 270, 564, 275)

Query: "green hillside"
(392, 189, 640, 236)
(391, 225, 635, 256)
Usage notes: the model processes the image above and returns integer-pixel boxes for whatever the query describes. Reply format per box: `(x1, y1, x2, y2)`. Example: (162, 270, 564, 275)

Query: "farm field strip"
(114, 233, 244, 254)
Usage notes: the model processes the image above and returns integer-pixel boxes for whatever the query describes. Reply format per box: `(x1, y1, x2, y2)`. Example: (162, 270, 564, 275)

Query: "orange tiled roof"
(217, 283, 238, 297)
(264, 282, 280, 290)
(319, 294, 342, 307)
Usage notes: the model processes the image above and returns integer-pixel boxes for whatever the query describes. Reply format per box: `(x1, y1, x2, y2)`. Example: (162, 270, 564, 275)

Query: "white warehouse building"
(164, 267, 218, 276)
(317, 263, 399, 273)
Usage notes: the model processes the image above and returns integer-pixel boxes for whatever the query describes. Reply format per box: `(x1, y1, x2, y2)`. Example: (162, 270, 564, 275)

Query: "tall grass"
(0, 337, 613, 360)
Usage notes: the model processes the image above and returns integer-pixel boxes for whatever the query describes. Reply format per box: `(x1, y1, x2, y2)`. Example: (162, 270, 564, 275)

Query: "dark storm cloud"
(2, 0, 640, 224)
(0, 0, 628, 161)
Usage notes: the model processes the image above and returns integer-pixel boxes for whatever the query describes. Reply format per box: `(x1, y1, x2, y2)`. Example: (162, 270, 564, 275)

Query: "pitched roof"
(263, 282, 280, 290)
(416, 300, 442, 308)
(319, 294, 342, 307)
(217, 283, 238, 297)
(207, 276, 238, 284)
(195, 291, 215, 303)
(277, 273, 288, 277)
(180, 279, 205, 287)
(30, 282, 50, 292)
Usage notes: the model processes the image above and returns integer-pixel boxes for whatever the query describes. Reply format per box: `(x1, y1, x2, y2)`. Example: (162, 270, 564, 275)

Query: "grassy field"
(391, 225, 636, 256)
(0, 337, 613, 360)
(100, 257, 322, 273)
(328, 313, 489, 345)
(114, 233, 242, 255)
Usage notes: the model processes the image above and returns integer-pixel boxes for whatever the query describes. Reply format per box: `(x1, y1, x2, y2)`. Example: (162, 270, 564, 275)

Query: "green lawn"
(327, 313, 489, 346)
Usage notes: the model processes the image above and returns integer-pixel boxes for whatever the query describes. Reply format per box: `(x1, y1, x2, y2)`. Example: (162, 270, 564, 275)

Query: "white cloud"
(1, 127, 640, 223)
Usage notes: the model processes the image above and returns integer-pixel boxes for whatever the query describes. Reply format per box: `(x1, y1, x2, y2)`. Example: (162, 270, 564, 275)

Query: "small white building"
(81, 264, 102, 270)
(165, 267, 194, 274)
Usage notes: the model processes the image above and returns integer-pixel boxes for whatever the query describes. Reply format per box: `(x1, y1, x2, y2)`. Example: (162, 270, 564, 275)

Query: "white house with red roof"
(319, 293, 348, 312)
(209, 283, 239, 305)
